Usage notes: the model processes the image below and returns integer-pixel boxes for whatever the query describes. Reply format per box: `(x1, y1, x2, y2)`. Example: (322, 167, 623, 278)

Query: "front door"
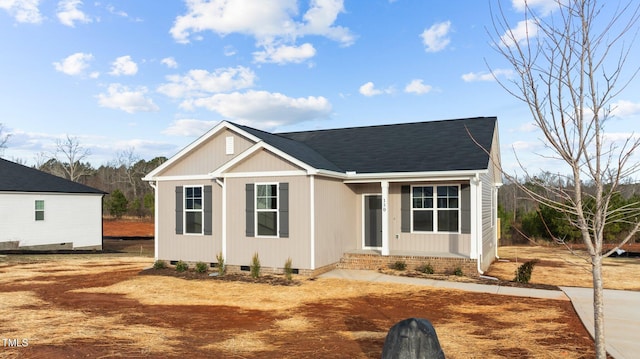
(364, 195, 382, 248)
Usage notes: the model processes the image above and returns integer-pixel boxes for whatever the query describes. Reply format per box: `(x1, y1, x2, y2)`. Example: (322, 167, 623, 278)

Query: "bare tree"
(490, 1, 640, 357)
(53, 135, 92, 182)
(114, 147, 142, 199)
(0, 123, 10, 157)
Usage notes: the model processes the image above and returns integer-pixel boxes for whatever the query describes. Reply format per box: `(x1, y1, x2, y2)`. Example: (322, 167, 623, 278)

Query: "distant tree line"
(498, 173, 640, 245)
(0, 128, 167, 219)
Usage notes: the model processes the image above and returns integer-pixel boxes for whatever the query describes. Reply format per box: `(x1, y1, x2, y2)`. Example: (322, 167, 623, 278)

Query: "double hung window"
(184, 186, 203, 234)
(35, 200, 45, 221)
(412, 185, 459, 233)
(256, 184, 278, 236)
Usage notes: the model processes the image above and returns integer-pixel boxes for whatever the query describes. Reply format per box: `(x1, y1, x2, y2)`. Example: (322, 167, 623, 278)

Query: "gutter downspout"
(149, 181, 159, 261)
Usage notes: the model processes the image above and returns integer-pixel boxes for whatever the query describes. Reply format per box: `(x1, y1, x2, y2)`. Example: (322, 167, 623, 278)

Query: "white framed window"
(255, 183, 278, 237)
(184, 186, 203, 234)
(35, 200, 45, 221)
(411, 185, 460, 233)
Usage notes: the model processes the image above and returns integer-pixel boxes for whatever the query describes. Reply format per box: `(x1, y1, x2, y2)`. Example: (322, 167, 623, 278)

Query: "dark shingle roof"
(0, 158, 105, 194)
(234, 124, 344, 172)
(238, 117, 497, 174)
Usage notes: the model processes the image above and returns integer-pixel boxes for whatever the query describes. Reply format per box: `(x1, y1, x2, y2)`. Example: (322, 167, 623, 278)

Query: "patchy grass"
(487, 245, 640, 290)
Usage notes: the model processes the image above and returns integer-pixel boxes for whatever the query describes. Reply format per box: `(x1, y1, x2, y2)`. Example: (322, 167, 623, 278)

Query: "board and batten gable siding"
(230, 148, 304, 173)
(387, 182, 471, 256)
(156, 179, 222, 263)
(313, 177, 358, 269)
(225, 175, 311, 270)
(0, 192, 102, 249)
(160, 129, 254, 177)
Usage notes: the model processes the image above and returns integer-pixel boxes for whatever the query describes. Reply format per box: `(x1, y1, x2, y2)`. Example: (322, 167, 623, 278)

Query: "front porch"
(336, 250, 479, 277)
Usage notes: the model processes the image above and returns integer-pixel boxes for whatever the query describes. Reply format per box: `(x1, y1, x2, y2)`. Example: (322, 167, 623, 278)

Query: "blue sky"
(1, 0, 639, 177)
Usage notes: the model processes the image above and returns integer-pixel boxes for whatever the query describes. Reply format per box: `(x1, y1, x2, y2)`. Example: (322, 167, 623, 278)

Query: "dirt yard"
(0, 219, 632, 358)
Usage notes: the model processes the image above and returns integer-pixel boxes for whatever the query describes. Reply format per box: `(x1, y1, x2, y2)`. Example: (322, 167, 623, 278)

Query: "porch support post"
(381, 180, 390, 256)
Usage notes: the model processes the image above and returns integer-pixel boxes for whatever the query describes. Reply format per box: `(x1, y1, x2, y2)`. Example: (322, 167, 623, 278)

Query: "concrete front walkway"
(319, 269, 639, 359)
(561, 287, 640, 359)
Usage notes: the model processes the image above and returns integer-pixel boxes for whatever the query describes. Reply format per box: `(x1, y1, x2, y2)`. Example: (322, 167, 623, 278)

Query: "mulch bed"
(139, 267, 302, 286)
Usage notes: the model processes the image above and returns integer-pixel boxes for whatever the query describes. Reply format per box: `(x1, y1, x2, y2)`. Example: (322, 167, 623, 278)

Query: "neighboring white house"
(0, 158, 105, 250)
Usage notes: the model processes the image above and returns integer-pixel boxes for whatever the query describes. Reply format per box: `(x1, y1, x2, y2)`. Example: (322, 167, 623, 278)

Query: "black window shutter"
(279, 183, 289, 238)
(175, 186, 183, 234)
(204, 185, 213, 235)
(460, 184, 471, 234)
(401, 185, 411, 233)
(245, 183, 255, 237)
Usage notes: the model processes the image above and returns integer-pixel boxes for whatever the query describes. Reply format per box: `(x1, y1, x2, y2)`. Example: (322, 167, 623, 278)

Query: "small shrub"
(390, 260, 407, 271)
(250, 252, 261, 278)
(514, 259, 539, 284)
(283, 257, 293, 281)
(175, 260, 188, 273)
(416, 263, 434, 274)
(195, 261, 208, 273)
(216, 252, 226, 276)
(453, 266, 464, 276)
(152, 260, 167, 270)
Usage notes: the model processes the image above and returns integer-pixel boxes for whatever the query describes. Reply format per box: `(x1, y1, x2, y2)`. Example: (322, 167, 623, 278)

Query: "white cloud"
(97, 84, 159, 113)
(461, 68, 514, 82)
(298, 0, 354, 45)
(157, 66, 256, 99)
(253, 43, 316, 64)
(183, 90, 332, 129)
(169, 0, 354, 63)
(109, 55, 138, 76)
(161, 57, 178, 69)
(52, 52, 94, 76)
(404, 79, 432, 94)
(511, 0, 559, 15)
(420, 21, 451, 53)
(57, 0, 91, 27)
(0, 0, 43, 24)
(359, 82, 394, 97)
(163, 119, 216, 137)
(501, 19, 537, 48)
(359, 82, 381, 97)
(224, 45, 237, 56)
(611, 100, 640, 118)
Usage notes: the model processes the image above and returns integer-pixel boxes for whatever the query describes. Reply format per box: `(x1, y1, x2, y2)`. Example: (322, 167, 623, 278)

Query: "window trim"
(35, 200, 45, 221)
(183, 185, 204, 235)
(410, 184, 461, 234)
(255, 182, 279, 238)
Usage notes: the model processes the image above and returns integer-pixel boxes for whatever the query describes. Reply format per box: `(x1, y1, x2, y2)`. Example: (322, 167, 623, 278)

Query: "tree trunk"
(592, 254, 606, 358)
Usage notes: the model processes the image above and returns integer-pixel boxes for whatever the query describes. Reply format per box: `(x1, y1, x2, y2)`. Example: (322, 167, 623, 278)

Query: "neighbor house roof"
(237, 117, 497, 174)
(0, 158, 105, 194)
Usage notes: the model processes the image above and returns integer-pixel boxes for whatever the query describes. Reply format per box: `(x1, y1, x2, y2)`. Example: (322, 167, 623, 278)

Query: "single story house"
(0, 158, 105, 250)
(144, 117, 502, 276)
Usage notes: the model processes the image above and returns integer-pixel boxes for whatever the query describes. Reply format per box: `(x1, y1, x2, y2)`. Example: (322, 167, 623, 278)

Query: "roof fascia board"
(342, 169, 488, 183)
(150, 174, 216, 182)
(143, 121, 262, 181)
(222, 170, 308, 178)
(0, 191, 105, 196)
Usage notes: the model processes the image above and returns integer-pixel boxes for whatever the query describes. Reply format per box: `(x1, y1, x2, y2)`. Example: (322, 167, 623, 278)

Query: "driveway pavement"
(320, 269, 639, 359)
